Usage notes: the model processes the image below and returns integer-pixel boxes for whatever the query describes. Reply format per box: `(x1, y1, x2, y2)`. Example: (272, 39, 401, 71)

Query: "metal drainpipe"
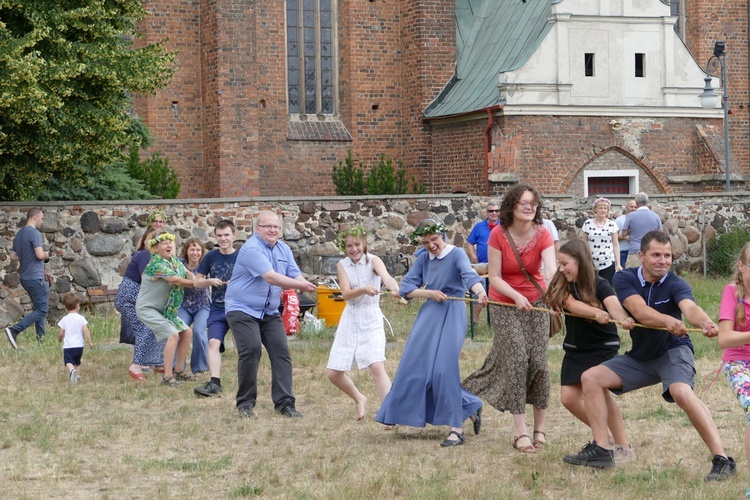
(484, 106, 503, 196)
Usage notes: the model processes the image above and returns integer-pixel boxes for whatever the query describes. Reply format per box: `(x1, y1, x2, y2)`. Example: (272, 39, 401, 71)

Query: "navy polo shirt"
(613, 267, 694, 361)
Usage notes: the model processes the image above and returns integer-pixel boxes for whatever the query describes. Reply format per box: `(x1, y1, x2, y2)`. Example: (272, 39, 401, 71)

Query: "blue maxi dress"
(375, 245, 483, 428)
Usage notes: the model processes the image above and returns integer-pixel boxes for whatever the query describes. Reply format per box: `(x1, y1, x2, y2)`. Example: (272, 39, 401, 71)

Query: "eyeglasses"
(487, 209, 500, 213)
(517, 201, 538, 209)
(257, 225, 281, 230)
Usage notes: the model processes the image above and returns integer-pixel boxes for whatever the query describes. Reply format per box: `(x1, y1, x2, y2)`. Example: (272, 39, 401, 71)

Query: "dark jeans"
(619, 250, 628, 269)
(226, 311, 295, 411)
(13, 277, 50, 338)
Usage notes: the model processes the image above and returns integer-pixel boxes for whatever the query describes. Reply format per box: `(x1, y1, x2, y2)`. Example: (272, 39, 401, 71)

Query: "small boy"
(57, 293, 93, 385)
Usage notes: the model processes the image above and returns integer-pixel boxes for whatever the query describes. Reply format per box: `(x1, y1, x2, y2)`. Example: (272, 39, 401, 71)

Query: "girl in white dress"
(326, 226, 400, 420)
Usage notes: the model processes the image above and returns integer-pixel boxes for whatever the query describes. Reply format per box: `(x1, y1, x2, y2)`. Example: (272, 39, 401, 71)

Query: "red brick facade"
(132, 1, 748, 198)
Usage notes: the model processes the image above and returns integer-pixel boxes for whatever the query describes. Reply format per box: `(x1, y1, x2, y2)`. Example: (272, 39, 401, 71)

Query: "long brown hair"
(546, 239, 601, 310)
(731, 242, 750, 327)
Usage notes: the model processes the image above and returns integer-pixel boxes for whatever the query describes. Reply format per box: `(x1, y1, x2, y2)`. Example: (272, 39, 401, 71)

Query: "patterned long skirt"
(462, 299, 550, 414)
(115, 277, 165, 366)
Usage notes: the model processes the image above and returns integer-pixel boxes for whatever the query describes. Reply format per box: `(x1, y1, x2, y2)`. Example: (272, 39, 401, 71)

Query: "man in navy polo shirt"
(563, 231, 735, 481)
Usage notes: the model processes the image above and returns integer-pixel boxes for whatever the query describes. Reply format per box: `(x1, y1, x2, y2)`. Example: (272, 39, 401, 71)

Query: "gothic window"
(286, 0, 337, 116)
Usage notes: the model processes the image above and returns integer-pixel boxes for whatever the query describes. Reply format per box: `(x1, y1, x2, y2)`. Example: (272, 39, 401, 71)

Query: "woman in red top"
(463, 183, 557, 453)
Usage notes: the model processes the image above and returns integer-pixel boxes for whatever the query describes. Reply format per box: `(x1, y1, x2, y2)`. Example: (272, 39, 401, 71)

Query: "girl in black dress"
(547, 239, 635, 459)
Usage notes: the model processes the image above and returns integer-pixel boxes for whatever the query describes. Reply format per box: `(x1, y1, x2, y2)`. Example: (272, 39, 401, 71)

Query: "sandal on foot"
(440, 430, 465, 447)
(512, 434, 536, 453)
(471, 406, 483, 436)
(533, 430, 546, 448)
(175, 370, 198, 381)
(162, 375, 180, 387)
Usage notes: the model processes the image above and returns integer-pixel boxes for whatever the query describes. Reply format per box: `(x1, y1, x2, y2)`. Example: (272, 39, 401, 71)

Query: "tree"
(0, 0, 175, 200)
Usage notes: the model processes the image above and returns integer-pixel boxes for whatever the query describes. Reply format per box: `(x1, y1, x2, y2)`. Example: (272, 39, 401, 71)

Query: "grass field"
(0, 274, 747, 498)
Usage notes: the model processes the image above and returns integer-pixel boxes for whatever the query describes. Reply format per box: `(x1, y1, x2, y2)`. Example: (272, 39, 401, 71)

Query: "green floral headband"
(147, 210, 167, 225)
(148, 232, 175, 248)
(410, 221, 446, 246)
(335, 225, 368, 252)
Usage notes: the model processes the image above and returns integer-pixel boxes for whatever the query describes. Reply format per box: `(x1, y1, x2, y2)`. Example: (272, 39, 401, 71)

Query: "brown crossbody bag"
(503, 228, 563, 337)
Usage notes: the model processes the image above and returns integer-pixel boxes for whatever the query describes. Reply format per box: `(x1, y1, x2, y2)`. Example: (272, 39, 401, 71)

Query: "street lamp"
(698, 41, 731, 192)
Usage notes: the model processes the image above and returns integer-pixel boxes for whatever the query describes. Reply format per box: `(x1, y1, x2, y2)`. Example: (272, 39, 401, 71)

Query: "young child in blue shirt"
(57, 293, 94, 385)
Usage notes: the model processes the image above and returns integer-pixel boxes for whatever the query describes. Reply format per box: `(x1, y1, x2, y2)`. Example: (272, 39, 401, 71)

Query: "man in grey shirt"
(621, 193, 662, 268)
(6, 208, 50, 348)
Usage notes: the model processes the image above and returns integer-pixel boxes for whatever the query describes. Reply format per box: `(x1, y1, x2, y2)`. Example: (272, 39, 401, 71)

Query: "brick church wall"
(684, 0, 750, 176)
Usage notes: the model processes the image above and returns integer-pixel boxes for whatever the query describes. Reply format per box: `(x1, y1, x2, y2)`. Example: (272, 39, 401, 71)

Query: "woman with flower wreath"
(136, 231, 219, 387)
(375, 219, 488, 447)
(326, 226, 401, 420)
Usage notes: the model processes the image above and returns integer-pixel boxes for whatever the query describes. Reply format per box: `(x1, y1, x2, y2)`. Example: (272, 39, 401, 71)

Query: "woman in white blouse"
(581, 197, 621, 286)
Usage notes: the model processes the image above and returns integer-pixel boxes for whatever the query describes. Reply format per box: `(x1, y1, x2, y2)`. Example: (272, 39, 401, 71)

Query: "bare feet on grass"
(355, 396, 368, 420)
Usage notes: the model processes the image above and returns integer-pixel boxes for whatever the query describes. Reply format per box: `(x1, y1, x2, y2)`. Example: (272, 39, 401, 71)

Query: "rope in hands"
(379, 290, 703, 334)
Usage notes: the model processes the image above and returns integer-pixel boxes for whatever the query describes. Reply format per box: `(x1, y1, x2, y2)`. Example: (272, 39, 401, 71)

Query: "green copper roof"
(424, 0, 559, 119)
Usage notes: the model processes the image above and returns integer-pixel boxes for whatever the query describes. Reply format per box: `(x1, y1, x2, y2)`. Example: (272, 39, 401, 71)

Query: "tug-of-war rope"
(380, 291, 704, 334)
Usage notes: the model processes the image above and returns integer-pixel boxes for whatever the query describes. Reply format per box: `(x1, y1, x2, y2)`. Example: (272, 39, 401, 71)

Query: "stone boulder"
(0, 298, 24, 327)
(683, 225, 701, 244)
(69, 257, 102, 288)
(100, 218, 129, 234)
(80, 211, 101, 233)
(84, 234, 125, 256)
(40, 212, 63, 233)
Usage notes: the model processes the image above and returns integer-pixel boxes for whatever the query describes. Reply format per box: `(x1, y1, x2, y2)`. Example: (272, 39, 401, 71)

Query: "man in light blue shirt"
(225, 211, 317, 419)
(622, 192, 662, 268)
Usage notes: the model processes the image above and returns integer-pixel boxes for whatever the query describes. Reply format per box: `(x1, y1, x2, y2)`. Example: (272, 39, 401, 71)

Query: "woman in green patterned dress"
(136, 231, 201, 387)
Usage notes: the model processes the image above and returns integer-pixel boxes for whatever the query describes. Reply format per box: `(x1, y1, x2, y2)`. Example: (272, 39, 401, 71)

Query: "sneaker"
(276, 405, 302, 418)
(612, 444, 636, 464)
(563, 441, 615, 468)
(238, 406, 256, 419)
(69, 368, 79, 385)
(5, 327, 17, 349)
(194, 381, 222, 398)
(706, 455, 736, 481)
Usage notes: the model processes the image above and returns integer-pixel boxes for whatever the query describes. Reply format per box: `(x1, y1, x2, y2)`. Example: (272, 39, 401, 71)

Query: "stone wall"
(1, 193, 748, 327)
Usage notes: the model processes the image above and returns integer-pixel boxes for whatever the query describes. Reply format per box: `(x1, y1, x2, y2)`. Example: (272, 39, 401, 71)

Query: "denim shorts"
(207, 309, 230, 342)
(603, 344, 695, 403)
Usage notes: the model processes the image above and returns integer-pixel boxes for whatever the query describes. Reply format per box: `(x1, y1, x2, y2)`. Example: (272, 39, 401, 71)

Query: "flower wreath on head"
(148, 232, 176, 249)
(335, 225, 368, 253)
(147, 210, 167, 225)
(410, 221, 447, 246)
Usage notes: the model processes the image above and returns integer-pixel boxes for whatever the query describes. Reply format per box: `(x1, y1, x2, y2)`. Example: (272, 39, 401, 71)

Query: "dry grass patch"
(0, 275, 746, 498)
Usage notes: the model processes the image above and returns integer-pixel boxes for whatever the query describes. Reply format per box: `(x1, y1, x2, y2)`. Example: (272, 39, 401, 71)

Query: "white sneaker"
(612, 444, 636, 464)
(69, 368, 79, 385)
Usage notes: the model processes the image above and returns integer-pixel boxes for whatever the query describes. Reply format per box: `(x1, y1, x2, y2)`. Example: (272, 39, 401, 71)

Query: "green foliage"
(331, 150, 426, 195)
(331, 150, 365, 195)
(126, 147, 180, 199)
(706, 224, 750, 277)
(0, 0, 175, 201)
(37, 164, 153, 201)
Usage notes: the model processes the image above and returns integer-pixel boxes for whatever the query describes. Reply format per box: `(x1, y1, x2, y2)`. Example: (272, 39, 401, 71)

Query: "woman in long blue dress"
(375, 220, 488, 446)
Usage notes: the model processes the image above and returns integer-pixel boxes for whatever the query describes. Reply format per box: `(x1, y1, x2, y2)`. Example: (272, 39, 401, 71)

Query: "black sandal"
(162, 375, 180, 387)
(471, 406, 483, 436)
(440, 430, 465, 447)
